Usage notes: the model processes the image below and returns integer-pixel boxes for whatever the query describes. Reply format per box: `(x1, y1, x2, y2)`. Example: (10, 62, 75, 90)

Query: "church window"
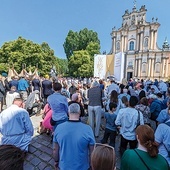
(129, 41, 135, 50)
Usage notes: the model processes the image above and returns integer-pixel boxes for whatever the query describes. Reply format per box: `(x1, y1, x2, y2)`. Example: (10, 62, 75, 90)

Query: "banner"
(94, 55, 106, 79)
(106, 55, 114, 78)
(114, 52, 125, 82)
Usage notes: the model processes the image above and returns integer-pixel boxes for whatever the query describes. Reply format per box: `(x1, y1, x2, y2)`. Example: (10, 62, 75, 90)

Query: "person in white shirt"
(159, 80, 168, 99)
(6, 86, 20, 108)
(105, 78, 119, 98)
(115, 96, 144, 155)
(0, 97, 34, 151)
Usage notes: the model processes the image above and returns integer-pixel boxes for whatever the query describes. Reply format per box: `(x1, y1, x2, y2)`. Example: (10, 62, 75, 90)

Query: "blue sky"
(0, 0, 169, 59)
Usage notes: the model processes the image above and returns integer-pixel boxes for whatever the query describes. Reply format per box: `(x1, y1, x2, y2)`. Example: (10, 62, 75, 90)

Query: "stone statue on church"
(124, 10, 129, 15)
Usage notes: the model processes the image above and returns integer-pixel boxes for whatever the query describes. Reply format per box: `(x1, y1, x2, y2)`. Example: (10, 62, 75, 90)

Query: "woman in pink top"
(42, 104, 52, 131)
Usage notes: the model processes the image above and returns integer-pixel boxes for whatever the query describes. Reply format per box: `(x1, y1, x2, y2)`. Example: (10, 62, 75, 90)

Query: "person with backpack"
(115, 96, 144, 155)
(149, 94, 162, 124)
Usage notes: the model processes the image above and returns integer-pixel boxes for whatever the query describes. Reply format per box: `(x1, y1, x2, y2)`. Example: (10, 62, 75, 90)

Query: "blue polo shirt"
(53, 120, 95, 170)
(18, 78, 29, 91)
(156, 108, 170, 123)
(47, 92, 68, 121)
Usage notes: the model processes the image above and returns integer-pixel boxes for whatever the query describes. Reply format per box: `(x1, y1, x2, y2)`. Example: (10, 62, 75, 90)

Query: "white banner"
(114, 52, 125, 82)
(94, 55, 106, 79)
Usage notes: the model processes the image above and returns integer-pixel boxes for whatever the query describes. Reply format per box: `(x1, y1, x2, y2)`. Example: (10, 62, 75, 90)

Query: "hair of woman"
(119, 84, 125, 94)
(136, 125, 158, 157)
(140, 97, 149, 106)
(0, 145, 26, 170)
(91, 145, 116, 170)
(139, 90, 146, 100)
(121, 96, 129, 107)
(110, 90, 118, 104)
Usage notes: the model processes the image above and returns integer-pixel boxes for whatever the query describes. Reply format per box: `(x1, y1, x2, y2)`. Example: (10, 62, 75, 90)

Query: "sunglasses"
(94, 143, 115, 150)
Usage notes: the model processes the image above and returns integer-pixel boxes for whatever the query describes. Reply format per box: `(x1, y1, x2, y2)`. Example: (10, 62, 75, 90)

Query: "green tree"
(56, 58, 68, 76)
(63, 28, 100, 60)
(86, 42, 100, 61)
(63, 30, 79, 60)
(68, 50, 92, 77)
(0, 37, 62, 76)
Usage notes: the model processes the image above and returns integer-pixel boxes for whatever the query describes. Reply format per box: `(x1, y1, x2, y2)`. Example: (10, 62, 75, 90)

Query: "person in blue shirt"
(155, 119, 170, 166)
(0, 97, 34, 151)
(53, 103, 95, 170)
(17, 76, 29, 102)
(157, 102, 170, 124)
(149, 94, 162, 122)
(47, 82, 68, 130)
(9, 76, 18, 90)
(101, 102, 117, 147)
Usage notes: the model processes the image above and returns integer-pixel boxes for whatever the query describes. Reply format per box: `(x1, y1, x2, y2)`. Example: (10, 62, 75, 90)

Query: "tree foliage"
(63, 28, 100, 60)
(64, 28, 100, 77)
(0, 37, 68, 76)
(68, 50, 92, 77)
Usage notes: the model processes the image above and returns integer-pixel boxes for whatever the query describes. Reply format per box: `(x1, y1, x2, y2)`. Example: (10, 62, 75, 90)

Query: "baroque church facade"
(110, 5, 170, 81)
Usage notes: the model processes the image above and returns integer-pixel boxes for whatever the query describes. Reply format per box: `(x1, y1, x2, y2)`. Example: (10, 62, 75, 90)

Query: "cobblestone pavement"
(23, 115, 121, 170)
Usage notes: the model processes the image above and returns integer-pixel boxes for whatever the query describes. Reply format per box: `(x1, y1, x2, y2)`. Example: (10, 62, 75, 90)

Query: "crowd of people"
(0, 73, 170, 169)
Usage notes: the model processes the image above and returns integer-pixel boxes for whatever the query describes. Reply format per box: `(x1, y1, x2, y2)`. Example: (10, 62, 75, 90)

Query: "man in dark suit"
(42, 75, 53, 105)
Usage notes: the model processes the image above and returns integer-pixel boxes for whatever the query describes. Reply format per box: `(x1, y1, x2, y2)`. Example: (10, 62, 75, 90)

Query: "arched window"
(129, 41, 134, 50)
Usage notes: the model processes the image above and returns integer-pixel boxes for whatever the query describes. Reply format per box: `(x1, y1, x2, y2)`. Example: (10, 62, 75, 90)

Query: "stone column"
(150, 30, 154, 50)
(140, 32, 144, 51)
(154, 31, 157, 50)
(138, 58, 141, 77)
(138, 34, 139, 51)
(165, 58, 169, 77)
(121, 35, 124, 52)
(148, 58, 151, 77)
(161, 58, 165, 77)
(135, 59, 138, 77)
(124, 36, 127, 51)
(112, 37, 115, 53)
(151, 58, 154, 77)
